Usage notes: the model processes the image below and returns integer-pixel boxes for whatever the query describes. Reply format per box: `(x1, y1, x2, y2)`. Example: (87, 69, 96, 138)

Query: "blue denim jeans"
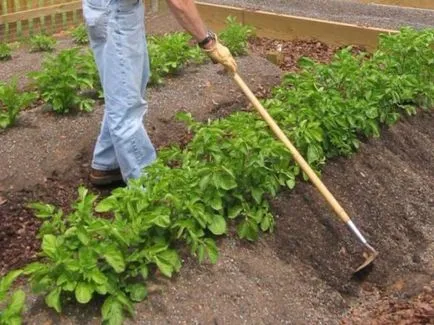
(82, 0, 156, 181)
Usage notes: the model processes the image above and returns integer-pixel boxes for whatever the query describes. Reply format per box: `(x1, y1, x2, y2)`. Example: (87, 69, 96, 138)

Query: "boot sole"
(89, 174, 123, 186)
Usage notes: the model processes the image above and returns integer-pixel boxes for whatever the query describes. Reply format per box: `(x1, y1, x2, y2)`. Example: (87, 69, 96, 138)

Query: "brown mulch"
(248, 36, 367, 72)
(342, 282, 434, 324)
(249, 37, 335, 71)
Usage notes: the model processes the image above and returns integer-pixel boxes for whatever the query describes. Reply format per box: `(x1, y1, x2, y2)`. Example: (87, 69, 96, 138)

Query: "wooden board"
(359, 0, 434, 10)
(196, 2, 396, 51)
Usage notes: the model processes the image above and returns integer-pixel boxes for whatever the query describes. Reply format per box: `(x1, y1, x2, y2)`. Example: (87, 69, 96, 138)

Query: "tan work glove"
(203, 38, 237, 73)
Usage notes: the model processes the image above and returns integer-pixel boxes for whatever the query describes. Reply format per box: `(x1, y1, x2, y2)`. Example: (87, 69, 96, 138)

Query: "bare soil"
(0, 32, 433, 324)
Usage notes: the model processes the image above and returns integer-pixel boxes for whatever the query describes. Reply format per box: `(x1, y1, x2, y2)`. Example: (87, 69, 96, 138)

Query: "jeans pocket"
(83, 0, 111, 41)
(113, 0, 143, 33)
(116, 0, 140, 12)
(85, 0, 111, 9)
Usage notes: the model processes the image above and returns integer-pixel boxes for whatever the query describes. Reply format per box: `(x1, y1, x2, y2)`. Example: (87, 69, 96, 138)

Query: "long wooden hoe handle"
(233, 73, 352, 224)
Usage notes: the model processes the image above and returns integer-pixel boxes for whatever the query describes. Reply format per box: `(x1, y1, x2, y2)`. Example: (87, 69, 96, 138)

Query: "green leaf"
(366, 107, 378, 119)
(126, 284, 147, 302)
(228, 204, 243, 219)
(41, 234, 57, 259)
(90, 269, 107, 285)
(197, 244, 205, 263)
(28, 202, 55, 219)
(95, 284, 108, 295)
(45, 287, 62, 313)
(251, 188, 263, 204)
(62, 280, 77, 292)
(114, 292, 134, 316)
(237, 220, 259, 241)
(155, 258, 174, 278)
(0, 270, 23, 299)
(260, 215, 272, 232)
(23, 262, 47, 276)
(152, 214, 171, 228)
(204, 238, 219, 264)
(286, 177, 296, 189)
(31, 275, 53, 293)
(209, 195, 222, 211)
(0, 114, 10, 128)
(103, 246, 126, 273)
(213, 171, 237, 190)
(208, 214, 227, 235)
(95, 196, 117, 213)
(77, 227, 90, 245)
(155, 250, 181, 278)
(1, 290, 25, 321)
(199, 174, 211, 191)
(102, 296, 124, 325)
(139, 266, 149, 280)
(75, 282, 94, 304)
(6, 316, 22, 325)
(307, 145, 320, 164)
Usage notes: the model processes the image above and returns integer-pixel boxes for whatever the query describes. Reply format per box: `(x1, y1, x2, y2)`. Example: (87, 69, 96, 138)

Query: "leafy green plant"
(29, 48, 97, 114)
(81, 49, 103, 98)
(266, 27, 434, 163)
(29, 33, 57, 52)
(148, 32, 205, 85)
(0, 270, 26, 325)
(219, 16, 255, 56)
(3, 27, 433, 325)
(0, 43, 12, 61)
(0, 79, 36, 129)
(72, 24, 89, 45)
(22, 186, 180, 325)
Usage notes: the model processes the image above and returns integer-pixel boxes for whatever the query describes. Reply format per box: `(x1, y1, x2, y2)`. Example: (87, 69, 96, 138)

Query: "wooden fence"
(1, 0, 396, 50)
(0, 0, 163, 41)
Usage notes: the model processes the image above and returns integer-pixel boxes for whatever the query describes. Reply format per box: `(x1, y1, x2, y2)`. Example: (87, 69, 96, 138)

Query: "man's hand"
(203, 39, 237, 73)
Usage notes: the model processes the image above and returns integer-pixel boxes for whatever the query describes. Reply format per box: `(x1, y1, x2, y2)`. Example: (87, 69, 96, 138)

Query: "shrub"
(219, 16, 255, 56)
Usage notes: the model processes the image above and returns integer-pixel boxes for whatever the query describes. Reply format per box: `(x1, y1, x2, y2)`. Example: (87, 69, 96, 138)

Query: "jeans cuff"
(91, 162, 120, 171)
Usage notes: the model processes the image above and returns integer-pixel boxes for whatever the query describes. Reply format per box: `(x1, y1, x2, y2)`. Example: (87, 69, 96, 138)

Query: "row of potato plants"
(0, 17, 253, 128)
(1, 27, 433, 325)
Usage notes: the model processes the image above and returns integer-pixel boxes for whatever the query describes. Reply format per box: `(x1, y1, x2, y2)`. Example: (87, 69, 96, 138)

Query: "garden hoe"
(232, 72, 378, 274)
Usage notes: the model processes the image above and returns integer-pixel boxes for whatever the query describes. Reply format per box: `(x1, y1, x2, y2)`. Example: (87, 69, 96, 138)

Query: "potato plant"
(219, 16, 255, 56)
(1, 27, 433, 325)
(29, 34, 57, 52)
(71, 24, 89, 45)
(0, 43, 12, 61)
(29, 48, 97, 114)
(0, 270, 26, 325)
(0, 79, 36, 129)
(148, 32, 205, 85)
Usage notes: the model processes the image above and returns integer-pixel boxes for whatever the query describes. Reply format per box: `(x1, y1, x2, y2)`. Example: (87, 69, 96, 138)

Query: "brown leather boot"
(89, 168, 123, 186)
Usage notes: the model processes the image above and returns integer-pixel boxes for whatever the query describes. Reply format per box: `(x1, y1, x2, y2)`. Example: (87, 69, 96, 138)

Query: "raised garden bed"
(0, 14, 433, 325)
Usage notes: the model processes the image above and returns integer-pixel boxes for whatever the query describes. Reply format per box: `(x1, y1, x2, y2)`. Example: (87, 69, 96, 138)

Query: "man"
(83, 0, 237, 185)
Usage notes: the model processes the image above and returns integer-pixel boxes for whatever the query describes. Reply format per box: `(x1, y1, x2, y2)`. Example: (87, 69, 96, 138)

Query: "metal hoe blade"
(354, 242, 379, 273)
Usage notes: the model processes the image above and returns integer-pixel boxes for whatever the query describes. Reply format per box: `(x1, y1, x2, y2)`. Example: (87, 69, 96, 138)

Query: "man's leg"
(101, 0, 156, 181)
(83, 0, 121, 180)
